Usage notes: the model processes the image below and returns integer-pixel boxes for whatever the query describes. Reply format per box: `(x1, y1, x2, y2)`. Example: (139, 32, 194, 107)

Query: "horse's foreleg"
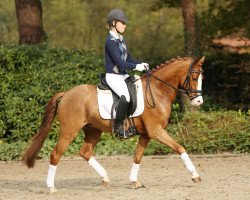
(129, 135, 150, 188)
(151, 127, 201, 182)
(79, 126, 110, 186)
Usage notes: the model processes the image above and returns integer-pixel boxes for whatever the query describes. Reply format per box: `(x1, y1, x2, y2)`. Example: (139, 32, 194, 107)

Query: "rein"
(145, 60, 203, 108)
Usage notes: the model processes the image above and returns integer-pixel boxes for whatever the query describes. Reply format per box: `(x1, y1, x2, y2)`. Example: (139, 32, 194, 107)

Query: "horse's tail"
(22, 92, 65, 168)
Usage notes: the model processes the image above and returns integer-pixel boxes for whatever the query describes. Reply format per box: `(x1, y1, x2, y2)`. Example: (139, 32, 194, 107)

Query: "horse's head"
(143, 56, 205, 108)
(181, 56, 205, 106)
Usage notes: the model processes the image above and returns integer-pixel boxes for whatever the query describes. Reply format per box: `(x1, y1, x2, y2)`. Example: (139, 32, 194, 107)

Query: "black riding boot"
(114, 95, 129, 138)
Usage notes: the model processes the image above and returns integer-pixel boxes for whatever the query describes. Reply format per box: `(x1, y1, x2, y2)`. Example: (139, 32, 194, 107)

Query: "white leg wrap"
(129, 163, 140, 182)
(46, 164, 57, 188)
(88, 157, 108, 179)
(181, 152, 199, 177)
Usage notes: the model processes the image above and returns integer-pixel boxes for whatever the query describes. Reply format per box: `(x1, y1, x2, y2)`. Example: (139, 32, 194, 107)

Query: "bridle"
(182, 60, 203, 100)
(145, 59, 203, 108)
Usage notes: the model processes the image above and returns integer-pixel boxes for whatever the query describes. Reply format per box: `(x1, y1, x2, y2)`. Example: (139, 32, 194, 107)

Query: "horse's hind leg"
(46, 125, 79, 193)
(79, 125, 110, 187)
(129, 135, 150, 188)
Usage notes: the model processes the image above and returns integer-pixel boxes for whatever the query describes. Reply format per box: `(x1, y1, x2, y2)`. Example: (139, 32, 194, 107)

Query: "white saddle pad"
(97, 77, 144, 119)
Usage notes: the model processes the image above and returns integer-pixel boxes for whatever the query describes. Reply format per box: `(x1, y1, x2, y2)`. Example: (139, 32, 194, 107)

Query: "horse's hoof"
(131, 181, 146, 189)
(102, 181, 111, 188)
(192, 176, 201, 183)
(49, 187, 57, 194)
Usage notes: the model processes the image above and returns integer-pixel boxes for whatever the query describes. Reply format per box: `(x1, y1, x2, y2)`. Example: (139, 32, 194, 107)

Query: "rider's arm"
(127, 51, 140, 64)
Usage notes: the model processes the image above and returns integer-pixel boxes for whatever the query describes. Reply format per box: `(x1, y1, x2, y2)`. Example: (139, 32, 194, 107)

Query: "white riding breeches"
(105, 73, 130, 102)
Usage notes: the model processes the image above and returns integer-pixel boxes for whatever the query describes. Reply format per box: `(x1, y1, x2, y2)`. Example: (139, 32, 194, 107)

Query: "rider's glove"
(134, 63, 149, 71)
(141, 62, 149, 70)
(134, 64, 146, 71)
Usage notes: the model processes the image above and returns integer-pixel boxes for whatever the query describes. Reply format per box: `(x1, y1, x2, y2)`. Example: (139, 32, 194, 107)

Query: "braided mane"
(142, 56, 191, 78)
(142, 56, 204, 77)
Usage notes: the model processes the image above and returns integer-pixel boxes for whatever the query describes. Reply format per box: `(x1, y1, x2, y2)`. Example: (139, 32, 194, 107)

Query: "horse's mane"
(142, 56, 200, 78)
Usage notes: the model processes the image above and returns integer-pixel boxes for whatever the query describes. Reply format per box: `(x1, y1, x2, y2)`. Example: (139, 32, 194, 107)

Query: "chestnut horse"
(22, 56, 205, 193)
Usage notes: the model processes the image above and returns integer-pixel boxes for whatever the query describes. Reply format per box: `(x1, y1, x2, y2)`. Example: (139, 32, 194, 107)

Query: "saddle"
(98, 73, 137, 117)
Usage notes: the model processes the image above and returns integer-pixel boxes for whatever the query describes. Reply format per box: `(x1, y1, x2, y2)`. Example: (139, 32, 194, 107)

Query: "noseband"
(145, 59, 203, 107)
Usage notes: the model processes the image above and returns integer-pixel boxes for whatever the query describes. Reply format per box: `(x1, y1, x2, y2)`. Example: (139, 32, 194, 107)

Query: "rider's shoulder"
(106, 35, 118, 45)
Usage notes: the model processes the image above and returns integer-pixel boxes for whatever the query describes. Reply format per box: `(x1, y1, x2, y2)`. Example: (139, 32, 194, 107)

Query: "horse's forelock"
(192, 57, 201, 67)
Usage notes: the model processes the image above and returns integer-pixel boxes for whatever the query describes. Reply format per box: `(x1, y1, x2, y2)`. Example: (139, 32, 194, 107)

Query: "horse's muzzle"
(190, 95, 203, 106)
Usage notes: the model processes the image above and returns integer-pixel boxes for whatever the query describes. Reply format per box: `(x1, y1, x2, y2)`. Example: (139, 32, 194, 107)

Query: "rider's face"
(115, 21, 126, 33)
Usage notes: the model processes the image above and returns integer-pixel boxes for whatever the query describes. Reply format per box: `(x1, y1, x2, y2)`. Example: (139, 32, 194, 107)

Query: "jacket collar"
(109, 30, 123, 41)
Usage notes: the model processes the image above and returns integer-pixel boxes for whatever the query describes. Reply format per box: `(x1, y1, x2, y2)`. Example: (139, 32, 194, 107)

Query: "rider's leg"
(106, 73, 130, 138)
(114, 95, 129, 138)
(105, 73, 130, 102)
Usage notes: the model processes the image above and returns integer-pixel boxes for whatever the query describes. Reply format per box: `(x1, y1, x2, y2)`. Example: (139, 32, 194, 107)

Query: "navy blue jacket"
(105, 33, 140, 74)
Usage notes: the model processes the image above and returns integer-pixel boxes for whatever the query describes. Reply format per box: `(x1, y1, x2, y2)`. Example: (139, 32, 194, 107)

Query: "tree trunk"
(244, 0, 250, 37)
(181, 0, 200, 57)
(15, 0, 46, 44)
(181, 0, 200, 112)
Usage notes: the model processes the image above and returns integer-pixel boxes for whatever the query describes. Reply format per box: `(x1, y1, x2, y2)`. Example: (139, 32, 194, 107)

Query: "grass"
(0, 109, 249, 161)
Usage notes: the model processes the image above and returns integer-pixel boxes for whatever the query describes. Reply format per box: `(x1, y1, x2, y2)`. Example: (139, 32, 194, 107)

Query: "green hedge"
(0, 43, 103, 142)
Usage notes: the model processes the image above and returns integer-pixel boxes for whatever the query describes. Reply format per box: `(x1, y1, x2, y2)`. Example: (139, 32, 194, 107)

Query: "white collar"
(109, 30, 123, 41)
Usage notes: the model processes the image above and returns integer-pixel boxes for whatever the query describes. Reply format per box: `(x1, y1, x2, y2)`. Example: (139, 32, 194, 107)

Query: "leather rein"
(145, 60, 203, 108)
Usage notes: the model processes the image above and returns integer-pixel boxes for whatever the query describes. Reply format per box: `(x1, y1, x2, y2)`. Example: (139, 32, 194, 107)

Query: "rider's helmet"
(107, 9, 128, 24)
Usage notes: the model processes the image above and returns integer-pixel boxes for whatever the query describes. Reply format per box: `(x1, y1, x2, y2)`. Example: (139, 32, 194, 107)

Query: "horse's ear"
(198, 56, 205, 65)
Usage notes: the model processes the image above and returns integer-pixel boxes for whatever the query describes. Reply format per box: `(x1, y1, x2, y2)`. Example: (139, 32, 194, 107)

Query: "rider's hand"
(141, 62, 149, 70)
(134, 64, 146, 71)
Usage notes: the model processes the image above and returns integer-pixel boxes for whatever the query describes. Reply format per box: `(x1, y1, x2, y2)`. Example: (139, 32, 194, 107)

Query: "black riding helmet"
(107, 9, 128, 24)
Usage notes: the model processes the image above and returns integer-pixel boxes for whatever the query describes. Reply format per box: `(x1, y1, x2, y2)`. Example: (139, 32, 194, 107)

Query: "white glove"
(141, 62, 149, 70)
(134, 64, 146, 71)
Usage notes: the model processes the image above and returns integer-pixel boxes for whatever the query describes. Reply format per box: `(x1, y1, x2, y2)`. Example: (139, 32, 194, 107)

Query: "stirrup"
(126, 118, 138, 137)
(114, 125, 128, 139)
(127, 126, 137, 137)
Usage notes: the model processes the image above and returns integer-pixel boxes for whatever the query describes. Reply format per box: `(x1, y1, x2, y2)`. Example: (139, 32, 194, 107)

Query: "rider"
(105, 9, 149, 138)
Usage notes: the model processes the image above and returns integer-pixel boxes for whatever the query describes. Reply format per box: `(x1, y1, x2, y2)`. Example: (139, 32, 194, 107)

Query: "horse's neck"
(153, 60, 189, 87)
(148, 60, 190, 103)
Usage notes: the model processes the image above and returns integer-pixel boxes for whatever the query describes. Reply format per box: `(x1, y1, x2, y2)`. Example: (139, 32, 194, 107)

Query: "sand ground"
(0, 154, 249, 200)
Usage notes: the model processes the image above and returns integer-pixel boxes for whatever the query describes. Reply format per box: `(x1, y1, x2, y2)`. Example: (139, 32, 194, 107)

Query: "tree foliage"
(1, 0, 249, 57)
(1, 0, 185, 64)
(199, 0, 250, 49)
